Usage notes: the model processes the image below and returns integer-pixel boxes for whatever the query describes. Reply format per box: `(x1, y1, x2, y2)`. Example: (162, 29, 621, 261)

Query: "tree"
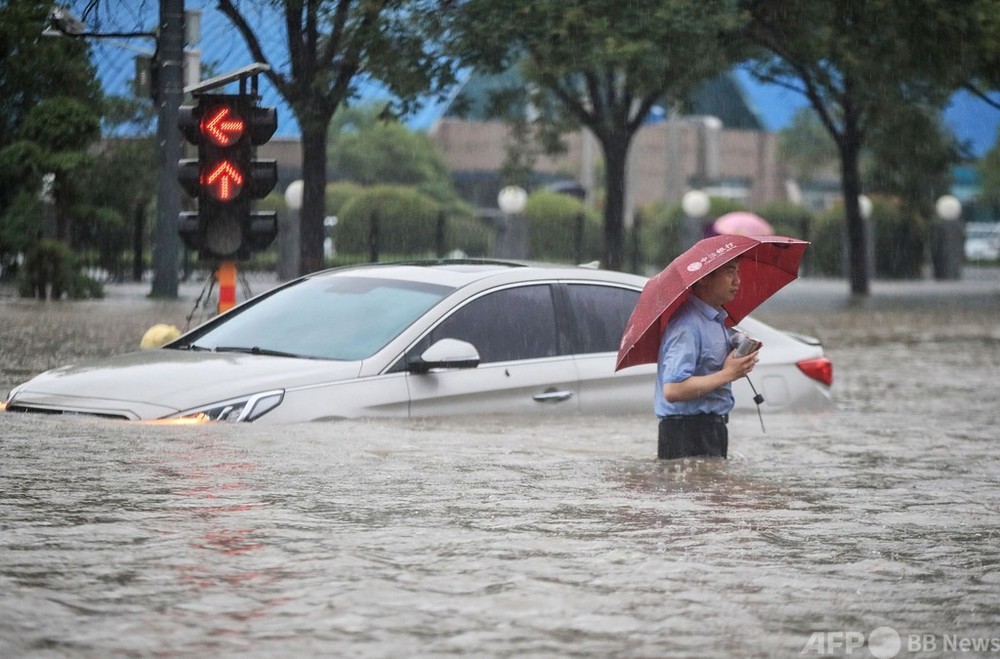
(328, 105, 470, 217)
(218, 0, 457, 275)
(328, 105, 450, 187)
(0, 0, 103, 268)
(443, 0, 744, 271)
(979, 135, 1000, 209)
(0, 97, 100, 247)
(93, 96, 158, 281)
(777, 108, 837, 184)
(741, 0, 995, 295)
(0, 1, 102, 147)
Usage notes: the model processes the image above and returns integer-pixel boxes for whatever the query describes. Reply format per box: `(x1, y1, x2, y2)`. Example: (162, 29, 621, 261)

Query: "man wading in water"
(655, 261, 759, 459)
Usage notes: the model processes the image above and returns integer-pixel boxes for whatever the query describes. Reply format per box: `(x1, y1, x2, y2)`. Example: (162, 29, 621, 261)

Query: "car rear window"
(185, 276, 454, 360)
(565, 284, 640, 354)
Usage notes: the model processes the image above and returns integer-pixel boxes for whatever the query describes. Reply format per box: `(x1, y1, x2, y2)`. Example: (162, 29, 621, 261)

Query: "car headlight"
(172, 390, 284, 423)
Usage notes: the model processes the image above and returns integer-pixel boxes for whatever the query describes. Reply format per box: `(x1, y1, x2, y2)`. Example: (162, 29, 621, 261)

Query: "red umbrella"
(712, 211, 774, 236)
(616, 234, 808, 371)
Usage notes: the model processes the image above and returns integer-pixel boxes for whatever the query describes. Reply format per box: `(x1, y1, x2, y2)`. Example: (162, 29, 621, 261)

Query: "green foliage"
(807, 197, 928, 279)
(865, 105, 958, 215)
(0, 141, 45, 193)
(979, 135, 1000, 208)
(754, 202, 813, 240)
(1, 10, 106, 262)
(0, 192, 43, 258)
(639, 201, 682, 268)
(16, 238, 103, 300)
(19, 97, 101, 152)
(335, 185, 490, 257)
(72, 205, 129, 279)
(0, 1, 103, 147)
(325, 181, 365, 216)
(327, 105, 470, 217)
(523, 190, 602, 263)
(870, 197, 927, 279)
(808, 209, 846, 277)
(72, 136, 155, 274)
(777, 109, 838, 182)
(329, 113, 450, 187)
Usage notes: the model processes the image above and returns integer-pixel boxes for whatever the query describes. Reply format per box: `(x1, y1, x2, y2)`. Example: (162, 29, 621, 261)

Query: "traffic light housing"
(178, 94, 278, 260)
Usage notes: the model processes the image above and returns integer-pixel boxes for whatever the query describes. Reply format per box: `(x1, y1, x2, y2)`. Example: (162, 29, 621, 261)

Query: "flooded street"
(2, 272, 1000, 657)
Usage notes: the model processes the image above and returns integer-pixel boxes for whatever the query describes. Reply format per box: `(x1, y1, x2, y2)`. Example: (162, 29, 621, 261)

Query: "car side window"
(414, 285, 560, 364)
(565, 284, 640, 354)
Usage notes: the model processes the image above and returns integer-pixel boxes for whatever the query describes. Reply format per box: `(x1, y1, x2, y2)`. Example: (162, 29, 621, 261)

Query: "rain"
(2, 271, 999, 656)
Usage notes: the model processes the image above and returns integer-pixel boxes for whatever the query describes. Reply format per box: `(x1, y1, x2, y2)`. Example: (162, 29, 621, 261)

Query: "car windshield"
(181, 275, 454, 360)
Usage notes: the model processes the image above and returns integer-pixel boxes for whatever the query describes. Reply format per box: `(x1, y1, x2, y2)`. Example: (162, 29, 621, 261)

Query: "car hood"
(7, 349, 362, 420)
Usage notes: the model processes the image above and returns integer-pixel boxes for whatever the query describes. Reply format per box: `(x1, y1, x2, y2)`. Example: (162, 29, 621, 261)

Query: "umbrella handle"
(745, 376, 765, 433)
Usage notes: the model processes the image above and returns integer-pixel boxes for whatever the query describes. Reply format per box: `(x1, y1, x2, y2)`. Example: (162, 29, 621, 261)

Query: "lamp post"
(933, 195, 963, 280)
(280, 181, 304, 280)
(680, 190, 710, 252)
(859, 194, 875, 281)
(496, 186, 528, 259)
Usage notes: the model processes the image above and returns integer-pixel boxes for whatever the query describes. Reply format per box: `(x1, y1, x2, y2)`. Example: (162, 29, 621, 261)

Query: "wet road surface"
(2, 269, 999, 657)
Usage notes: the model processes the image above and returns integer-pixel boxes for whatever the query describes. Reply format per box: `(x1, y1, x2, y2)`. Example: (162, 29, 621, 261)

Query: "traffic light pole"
(151, 0, 185, 298)
(217, 261, 237, 313)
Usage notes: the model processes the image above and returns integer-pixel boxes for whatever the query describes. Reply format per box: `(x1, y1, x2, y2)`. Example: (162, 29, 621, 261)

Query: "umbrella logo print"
(686, 262, 703, 272)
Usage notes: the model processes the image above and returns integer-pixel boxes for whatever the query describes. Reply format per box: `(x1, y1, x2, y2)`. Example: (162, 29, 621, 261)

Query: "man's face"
(694, 262, 740, 307)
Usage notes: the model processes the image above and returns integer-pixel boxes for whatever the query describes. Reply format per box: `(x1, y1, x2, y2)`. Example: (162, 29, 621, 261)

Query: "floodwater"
(2, 271, 1000, 658)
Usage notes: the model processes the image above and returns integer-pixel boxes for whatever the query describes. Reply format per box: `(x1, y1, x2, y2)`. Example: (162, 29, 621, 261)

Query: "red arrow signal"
(202, 160, 244, 201)
(201, 105, 245, 147)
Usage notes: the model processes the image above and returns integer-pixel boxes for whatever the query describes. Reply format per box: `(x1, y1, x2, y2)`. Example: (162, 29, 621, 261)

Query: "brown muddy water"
(2, 271, 999, 658)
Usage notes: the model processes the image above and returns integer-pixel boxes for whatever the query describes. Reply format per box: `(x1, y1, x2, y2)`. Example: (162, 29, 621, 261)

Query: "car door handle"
(533, 388, 574, 403)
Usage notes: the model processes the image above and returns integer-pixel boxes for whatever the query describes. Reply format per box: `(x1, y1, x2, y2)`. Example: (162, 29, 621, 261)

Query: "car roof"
(304, 259, 648, 290)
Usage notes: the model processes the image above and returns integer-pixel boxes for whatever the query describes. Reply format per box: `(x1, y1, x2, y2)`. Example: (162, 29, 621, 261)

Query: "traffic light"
(178, 94, 278, 260)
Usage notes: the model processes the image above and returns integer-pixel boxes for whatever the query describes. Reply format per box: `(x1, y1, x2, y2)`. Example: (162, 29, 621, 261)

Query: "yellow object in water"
(140, 323, 181, 349)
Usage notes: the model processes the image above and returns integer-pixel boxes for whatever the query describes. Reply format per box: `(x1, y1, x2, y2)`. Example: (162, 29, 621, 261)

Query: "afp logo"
(801, 627, 901, 658)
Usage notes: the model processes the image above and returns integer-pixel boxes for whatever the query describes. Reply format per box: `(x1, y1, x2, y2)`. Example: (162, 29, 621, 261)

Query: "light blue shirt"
(655, 295, 735, 417)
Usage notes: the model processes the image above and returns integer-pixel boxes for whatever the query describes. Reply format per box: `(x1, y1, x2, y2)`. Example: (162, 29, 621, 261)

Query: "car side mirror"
(408, 338, 480, 374)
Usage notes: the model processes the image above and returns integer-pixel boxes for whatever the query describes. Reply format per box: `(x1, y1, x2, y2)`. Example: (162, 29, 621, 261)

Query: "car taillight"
(797, 357, 833, 386)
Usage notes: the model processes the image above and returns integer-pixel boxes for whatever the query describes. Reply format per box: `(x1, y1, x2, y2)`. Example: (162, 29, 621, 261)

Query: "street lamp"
(680, 189, 710, 251)
(847, 194, 876, 281)
(858, 194, 873, 221)
(935, 195, 962, 222)
(497, 185, 528, 215)
(495, 186, 528, 259)
(279, 181, 304, 280)
(933, 194, 963, 280)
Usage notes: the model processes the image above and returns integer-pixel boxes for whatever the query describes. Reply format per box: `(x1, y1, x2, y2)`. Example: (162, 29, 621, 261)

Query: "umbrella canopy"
(712, 211, 774, 237)
(616, 234, 808, 371)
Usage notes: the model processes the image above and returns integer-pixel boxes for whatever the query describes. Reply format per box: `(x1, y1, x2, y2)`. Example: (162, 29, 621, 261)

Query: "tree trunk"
(298, 121, 330, 276)
(601, 137, 629, 271)
(839, 129, 870, 296)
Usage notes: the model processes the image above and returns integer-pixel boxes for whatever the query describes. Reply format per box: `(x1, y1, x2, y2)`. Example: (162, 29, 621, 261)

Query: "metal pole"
(151, 0, 184, 298)
(369, 210, 380, 263)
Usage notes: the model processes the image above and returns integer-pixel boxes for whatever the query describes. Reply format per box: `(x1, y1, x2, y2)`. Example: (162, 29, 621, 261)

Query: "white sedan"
(2, 261, 832, 422)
